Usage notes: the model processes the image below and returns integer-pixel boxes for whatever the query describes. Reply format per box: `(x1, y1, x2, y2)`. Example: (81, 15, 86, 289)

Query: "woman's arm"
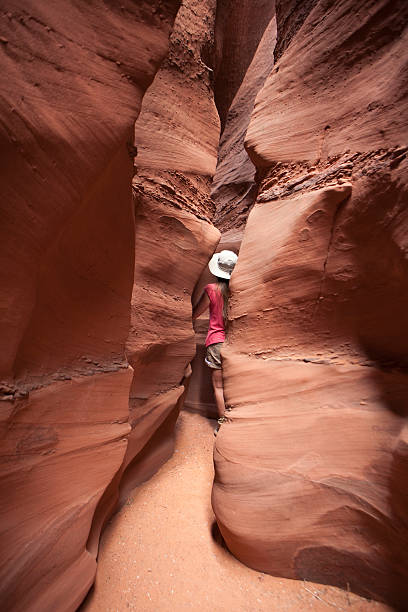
(192, 291, 210, 320)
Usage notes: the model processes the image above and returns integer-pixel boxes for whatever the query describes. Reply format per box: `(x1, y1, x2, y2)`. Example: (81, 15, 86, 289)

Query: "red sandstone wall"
(0, 2, 180, 610)
(3, 0, 407, 608)
(212, 14, 276, 232)
(184, 1, 277, 419)
(122, 0, 220, 500)
(212, 0, 408, 606)
(213, 0, 275, 131)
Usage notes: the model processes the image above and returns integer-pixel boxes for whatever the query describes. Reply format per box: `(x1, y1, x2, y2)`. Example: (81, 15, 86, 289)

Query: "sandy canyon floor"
(82, 411, 393, 612)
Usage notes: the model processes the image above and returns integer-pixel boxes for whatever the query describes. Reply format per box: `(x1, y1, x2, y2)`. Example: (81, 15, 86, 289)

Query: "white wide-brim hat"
(208, 250, 238, 279)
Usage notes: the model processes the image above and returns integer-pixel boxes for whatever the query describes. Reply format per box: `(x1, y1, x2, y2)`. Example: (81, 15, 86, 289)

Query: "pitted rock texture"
(213, 0, 408, 607)
(123, 0, 220, 500)
(0, 1, 180, 610)
(134, 0, 219, 181)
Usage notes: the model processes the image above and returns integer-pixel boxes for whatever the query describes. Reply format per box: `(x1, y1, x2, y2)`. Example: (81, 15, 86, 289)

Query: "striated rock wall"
(213, 0, 275, 132)
(184, 1, 276, 419)
(212, 13, 276, 233)
(0, 2, 181, 610)
(122, 0, 220, 501)
(3, 0, 406, 608)
(122, 193, 219, 500)
(213, 0, 408, 606)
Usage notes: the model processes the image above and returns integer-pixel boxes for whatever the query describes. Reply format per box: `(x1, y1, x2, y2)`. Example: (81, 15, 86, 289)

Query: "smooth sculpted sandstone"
(212, 15, 276, 232)
(124, 0, 220, 501)
(123, 192, 219, 500)
(185, 3, 278, 418)
(0, 1, 180, 610)
(213, 0, 408, 607)
(246, 0, 408, 163)
(213, 0, 276, 132)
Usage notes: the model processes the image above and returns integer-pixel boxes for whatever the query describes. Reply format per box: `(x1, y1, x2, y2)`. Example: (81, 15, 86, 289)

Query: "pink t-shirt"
(204, 283, 225, 347)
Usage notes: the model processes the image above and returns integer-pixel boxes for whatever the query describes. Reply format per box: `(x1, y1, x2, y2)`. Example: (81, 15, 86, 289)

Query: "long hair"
(216, 277, 230, 327)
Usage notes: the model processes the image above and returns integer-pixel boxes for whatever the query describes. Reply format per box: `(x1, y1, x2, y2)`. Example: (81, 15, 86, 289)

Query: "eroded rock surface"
(212, 14, 276, 232)
(184, 1, 277, 420)
(2, 0, 407, 609)
(0, 2, 180, 610)
(123, 0, 220, 501)
(123, 195, 219, 499)
(213, 0, 408, 606)
(213, 0, 275, 132)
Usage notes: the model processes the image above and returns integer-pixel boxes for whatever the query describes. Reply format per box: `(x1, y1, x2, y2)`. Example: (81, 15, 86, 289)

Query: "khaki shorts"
(205, 342, 223, 369)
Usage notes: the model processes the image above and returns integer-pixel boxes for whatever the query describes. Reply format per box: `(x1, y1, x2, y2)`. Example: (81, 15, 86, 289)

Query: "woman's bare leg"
(212, 368, 225, 418)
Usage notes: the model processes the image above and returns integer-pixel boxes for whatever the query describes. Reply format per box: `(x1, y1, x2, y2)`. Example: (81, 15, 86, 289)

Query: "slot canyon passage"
(0, 0, 407, 610)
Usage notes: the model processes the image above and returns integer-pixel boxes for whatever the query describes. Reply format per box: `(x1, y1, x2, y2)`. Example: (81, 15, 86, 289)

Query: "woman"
(192, 250, 238, 428)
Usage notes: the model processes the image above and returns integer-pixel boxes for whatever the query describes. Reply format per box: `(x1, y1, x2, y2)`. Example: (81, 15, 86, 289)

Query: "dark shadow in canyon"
(210, 520, 229, 551)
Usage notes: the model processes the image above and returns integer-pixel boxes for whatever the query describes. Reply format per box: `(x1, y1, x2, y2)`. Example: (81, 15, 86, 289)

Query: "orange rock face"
(213, 0, 408, 607)
(0, 1, 180, 609)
